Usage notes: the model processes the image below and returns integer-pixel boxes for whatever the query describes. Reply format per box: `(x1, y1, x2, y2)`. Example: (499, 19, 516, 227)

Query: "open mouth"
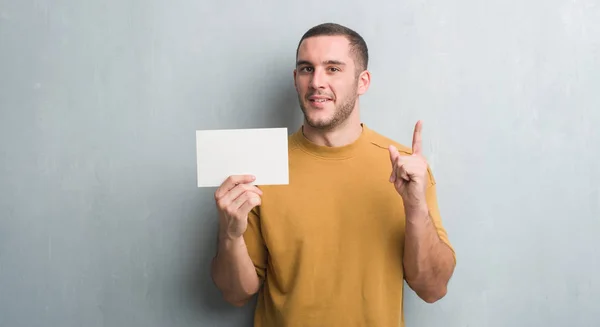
(310, 98, 331, 103)
(308, 95, 333, 104)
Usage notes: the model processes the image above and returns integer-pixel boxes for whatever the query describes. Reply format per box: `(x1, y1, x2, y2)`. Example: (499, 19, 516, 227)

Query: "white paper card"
(196, 128, 289, 187)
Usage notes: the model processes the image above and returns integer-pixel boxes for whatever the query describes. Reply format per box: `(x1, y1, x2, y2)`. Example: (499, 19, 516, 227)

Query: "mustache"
(306, 92, 335, 99)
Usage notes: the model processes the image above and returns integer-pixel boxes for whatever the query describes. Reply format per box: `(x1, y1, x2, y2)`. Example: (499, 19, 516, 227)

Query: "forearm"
(403, 205, 455, 303)
(211, 234, 260, 306)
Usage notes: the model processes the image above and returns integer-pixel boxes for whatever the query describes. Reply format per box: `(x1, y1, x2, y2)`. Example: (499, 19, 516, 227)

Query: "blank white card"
(196, 128, 289, 187)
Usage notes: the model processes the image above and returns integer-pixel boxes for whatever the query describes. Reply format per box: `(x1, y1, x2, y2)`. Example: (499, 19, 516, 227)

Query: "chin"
(300, 100, 339, 129)
(305, 109, 332, 122)
(305, 115, 336, 129)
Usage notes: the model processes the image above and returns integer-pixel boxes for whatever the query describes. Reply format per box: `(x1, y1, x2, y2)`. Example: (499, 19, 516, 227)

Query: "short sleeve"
(425, 167, 457, 265)
(243, 205, 267, 281)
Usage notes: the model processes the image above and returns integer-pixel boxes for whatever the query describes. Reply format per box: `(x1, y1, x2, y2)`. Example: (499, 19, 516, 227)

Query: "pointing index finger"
(412, 120, 423, 156)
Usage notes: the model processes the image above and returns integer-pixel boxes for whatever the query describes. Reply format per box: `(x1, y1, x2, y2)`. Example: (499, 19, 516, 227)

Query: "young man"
(211, 23, 456, 327)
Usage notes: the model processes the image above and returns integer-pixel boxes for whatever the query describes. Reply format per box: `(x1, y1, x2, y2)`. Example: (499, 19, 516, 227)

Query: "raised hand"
(214, 175, 263, 240)
(388, 120, 429, 209)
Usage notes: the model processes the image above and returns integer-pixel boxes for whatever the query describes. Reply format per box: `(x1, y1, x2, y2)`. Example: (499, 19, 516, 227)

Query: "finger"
(388, 145, 399, 182)
(230, 185, 263, 204)
(238, 195, 262, 217)
(217, 184, 262, 210)
(412, 120, 423, 156)
(394, 172, 407, 190)
(394, 177, 406, 190)
(215, 174, 256, 200)
(389, 145, 400, 163)
(231, 191, 256, 210)
(228, 192, 260, 219)
(396, 161, 410, 181)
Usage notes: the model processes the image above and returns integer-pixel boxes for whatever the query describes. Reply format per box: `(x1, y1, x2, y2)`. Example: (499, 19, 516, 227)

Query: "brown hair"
(296, 22, 369, 73)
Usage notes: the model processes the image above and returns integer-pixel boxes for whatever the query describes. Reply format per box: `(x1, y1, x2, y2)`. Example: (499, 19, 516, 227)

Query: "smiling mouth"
(310, 98, 331, 103)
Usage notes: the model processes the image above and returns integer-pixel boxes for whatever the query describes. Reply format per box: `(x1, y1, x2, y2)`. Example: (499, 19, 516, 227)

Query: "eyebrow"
(296, 60, 347, 67)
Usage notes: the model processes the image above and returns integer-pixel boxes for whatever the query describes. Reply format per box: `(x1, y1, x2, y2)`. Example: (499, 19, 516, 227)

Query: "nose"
(309, 68, 326, 89)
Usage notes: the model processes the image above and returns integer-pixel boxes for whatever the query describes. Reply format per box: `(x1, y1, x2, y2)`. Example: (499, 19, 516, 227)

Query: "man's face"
(294, 35, 368, 130)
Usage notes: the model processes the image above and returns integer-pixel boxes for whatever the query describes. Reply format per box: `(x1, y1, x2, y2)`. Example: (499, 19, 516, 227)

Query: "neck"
(302, 109, 363, 147)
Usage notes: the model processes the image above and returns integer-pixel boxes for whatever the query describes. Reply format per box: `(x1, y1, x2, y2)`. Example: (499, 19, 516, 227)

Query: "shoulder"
(287, 132, 301, 151)
(364, 125, 437, 185)
(364, 125, 413, 155)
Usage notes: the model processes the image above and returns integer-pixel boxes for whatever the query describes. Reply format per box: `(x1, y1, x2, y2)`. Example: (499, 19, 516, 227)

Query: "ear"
(357, 70, 371, 95)
(293, 69, 298, 90)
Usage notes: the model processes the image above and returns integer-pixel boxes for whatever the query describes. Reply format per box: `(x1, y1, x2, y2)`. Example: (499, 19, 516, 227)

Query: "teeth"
(313, 99, 328, 102)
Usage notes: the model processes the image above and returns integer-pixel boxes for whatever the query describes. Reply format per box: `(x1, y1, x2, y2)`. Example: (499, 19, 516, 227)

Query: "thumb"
(388, 145, 399, 163)
(388, 145, 399, 182)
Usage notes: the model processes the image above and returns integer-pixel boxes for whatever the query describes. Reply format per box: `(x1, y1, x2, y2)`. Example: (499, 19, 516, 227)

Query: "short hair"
(296, 22, 369, 73)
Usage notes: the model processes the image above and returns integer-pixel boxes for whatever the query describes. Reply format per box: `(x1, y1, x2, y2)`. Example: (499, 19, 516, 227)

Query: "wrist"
(403, 195, 427, 212)
(404, 203, 429, 222)
(401, 189, 427, 210)
(218, 232, 245, 249)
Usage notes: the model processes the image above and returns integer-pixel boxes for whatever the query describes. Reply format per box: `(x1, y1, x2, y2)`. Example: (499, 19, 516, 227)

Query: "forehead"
(297, 35, 354, 63)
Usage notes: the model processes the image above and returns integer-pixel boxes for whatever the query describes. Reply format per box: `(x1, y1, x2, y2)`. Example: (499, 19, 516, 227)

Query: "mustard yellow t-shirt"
(244, 124, 454, 327)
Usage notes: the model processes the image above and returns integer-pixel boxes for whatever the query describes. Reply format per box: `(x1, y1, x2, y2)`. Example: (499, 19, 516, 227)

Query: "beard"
(298, 91, 358, 131)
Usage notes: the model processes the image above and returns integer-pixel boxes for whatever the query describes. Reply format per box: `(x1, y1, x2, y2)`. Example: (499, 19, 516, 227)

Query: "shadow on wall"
(183, 60, 301, 320)
(258, 61, 304, 132)
(185, 193, 258, 321)
(269, 74, 304, 134)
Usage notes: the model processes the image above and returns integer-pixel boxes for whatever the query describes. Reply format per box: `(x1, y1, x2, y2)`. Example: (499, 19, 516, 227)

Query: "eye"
(328, 67, 340, 72)
(300, 66, 313, 73)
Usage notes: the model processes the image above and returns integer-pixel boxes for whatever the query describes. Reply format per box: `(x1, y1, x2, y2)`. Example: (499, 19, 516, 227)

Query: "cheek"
(295, 79, 309, 94)
(331, 78, 354, 95)
(329, 84, 348, 99)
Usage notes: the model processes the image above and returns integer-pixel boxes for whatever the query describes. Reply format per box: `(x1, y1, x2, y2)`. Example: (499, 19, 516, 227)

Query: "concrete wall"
(1, 0, 599, 326)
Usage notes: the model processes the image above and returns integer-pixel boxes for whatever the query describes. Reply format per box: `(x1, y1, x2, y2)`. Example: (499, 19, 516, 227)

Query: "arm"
(210, 175, 264, 307)
(403, 202, 455, 303)
(388, 121, 456, 303)
(211, 234, 260, 306)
